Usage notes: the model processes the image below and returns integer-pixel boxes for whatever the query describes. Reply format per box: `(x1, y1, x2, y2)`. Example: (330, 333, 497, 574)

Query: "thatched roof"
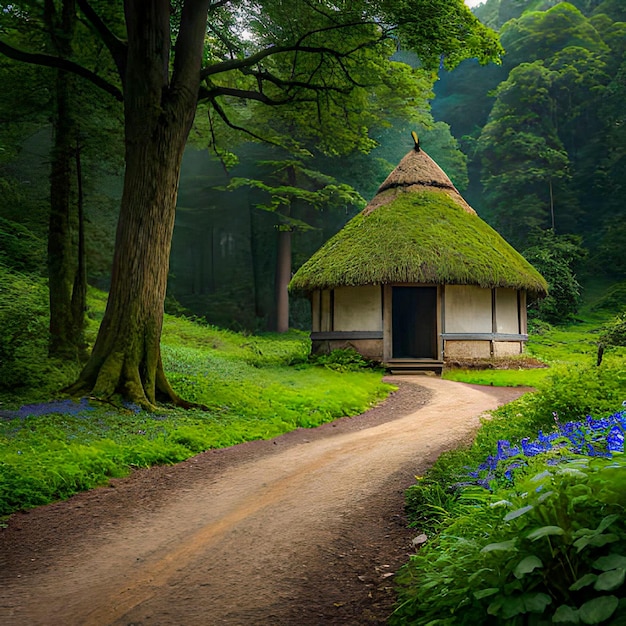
(290, 147, 548, 295)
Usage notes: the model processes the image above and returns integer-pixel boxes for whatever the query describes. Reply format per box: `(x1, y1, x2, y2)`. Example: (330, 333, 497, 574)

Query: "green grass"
(443, 367, 550, 387)
(0, 288, 394, 518)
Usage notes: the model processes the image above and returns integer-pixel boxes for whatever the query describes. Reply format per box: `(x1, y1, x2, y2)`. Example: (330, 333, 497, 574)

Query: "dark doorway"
(392, 286, 438, 359)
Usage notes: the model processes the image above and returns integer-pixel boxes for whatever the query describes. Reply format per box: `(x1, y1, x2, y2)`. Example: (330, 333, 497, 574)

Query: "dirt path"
(0, 377, 529, 625)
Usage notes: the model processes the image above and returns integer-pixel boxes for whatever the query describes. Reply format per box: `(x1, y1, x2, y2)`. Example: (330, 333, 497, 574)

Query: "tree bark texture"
(46, 0, 87, 360)
(274, 165, 297, 333)
(67, 0, 209, 408)
(274, 228, 292, 333)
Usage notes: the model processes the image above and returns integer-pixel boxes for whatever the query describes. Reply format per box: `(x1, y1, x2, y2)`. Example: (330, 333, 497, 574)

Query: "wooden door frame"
(383, 284, 442, 362)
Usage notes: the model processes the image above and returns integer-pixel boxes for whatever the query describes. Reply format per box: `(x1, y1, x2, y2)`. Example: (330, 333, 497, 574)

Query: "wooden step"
(385, 359, 444, 374)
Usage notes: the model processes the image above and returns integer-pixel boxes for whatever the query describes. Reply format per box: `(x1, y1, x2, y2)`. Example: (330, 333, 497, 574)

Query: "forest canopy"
(0, 0, 502, 407)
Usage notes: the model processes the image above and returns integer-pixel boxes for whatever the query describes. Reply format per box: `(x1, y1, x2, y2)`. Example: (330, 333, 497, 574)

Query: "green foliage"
(599, 313, 626, 350)
(0, 286, 393, 517)
(524, 230, 586, 324)
(405, 357, 626, 539)
(394, 455, 626, 625)
(290, 190, 547, 294)
(597, 312, 626, 365)
(225, 158, 366, 231)
(441, 0, 624, 277)
(590, 282, 626, 314)
(0, 266, 78, 392)
(443, 367, 550, 387)
(390, 0, 504, 71)
(309, 348, 374, 372)
(0, 217, 45, 273)
(494, 362, 626, 430)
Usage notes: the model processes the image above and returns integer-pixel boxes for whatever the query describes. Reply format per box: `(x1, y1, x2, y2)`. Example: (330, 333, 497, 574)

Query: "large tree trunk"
(66, 0, 209, 409)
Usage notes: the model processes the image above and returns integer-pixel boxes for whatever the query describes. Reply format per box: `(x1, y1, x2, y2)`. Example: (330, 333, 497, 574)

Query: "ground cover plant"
(395, 342, 626, 624)
(0, 284, 393, 519)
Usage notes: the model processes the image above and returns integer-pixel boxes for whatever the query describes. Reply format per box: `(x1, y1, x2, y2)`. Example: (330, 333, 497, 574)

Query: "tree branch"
(201, 84, 295, 105)
(208, 97, 285, 147)
(76, 0, 127, 81)
(239, 66, 353, 95)
(200, 38, 375, 80)
(0, 39, 123, 101)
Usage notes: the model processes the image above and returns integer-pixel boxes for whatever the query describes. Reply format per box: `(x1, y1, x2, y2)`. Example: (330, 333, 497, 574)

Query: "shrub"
(395, 408, 626, 626)
(394, 455, 626, 625)
(0, 266, 50, 390)
(0, 217, 45, 274)
(523, 230, 586, 324)
(309, 347, 373, 372)
(597, 312, 626, 366)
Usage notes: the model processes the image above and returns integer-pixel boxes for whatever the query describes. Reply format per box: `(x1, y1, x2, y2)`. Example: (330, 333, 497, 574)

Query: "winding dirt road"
(0, 377, 529, 625)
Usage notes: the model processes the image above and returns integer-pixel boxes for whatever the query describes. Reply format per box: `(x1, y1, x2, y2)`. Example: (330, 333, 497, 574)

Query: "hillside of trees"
(1, 0, 624, 340)
(433, 0, 626, 285)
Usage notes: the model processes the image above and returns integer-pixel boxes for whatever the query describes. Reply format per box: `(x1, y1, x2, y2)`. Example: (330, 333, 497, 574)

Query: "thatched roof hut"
(290, 144, 547, 372)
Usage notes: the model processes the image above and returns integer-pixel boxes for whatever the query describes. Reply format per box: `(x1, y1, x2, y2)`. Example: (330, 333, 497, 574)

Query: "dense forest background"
(1, 0, 625, 334)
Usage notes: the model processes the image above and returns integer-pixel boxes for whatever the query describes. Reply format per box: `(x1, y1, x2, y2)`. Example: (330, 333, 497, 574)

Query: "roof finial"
(411, 131, 420, 152)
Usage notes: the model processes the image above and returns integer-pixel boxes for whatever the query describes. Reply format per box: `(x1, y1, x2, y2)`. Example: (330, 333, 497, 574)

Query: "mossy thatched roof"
(290, 148, 548, 295)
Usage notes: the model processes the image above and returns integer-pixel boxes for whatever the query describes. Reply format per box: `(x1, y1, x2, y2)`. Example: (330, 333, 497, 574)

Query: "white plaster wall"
(445, 285, 492, 333)
(496, 288, 520, 334)
(333, 286, 382, 331)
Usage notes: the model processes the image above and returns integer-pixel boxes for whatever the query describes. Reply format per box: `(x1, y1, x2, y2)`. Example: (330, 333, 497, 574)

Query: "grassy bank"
(0, 288, 393, 519)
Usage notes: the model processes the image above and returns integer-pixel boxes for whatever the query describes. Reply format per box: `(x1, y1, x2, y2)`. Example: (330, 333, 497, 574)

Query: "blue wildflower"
(607, 426, 624, 453)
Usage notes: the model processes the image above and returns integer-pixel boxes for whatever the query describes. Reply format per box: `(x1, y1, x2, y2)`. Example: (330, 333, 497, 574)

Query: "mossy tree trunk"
(66, 0, 209, 409)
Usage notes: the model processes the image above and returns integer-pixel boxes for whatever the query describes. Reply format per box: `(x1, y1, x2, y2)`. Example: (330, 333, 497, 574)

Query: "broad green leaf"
(530, 469, 553, 482)
(588, 534, 618, 548)
(481, 539, 518, 553)
(557, 468, 588, 478)
(578, 596, 619, 624)
(537, 490, 555, 503)
(553, 604, 580, 623)
(501, 596, 525, 619)
(575, 534, 618, 553)
(527, 525, 565, 541)
(569, 573, 597, 591)
(523, 592, 551, 613)
(514, 555, 543, 579)
(504, 505, 534, 522)
(490, 499, 512, 508)
(594, 568, 625, 591)
(487, 596, 504, 616)
(474, 587, 500, 600)
(593, 554, 626, 571)
(597, 514, 620, 534)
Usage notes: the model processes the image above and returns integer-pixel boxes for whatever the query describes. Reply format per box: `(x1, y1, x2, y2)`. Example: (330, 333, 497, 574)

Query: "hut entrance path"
(0, 377, 529, 625)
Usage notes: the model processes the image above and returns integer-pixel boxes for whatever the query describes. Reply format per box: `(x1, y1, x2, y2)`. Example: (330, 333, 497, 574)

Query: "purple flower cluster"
(2, 398, 94, 420)
(468, 410, 626, 486)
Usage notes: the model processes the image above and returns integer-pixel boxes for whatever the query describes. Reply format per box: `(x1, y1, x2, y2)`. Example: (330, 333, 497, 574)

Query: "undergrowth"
(0, 283, 393, 518)
(396, 355, 626, 625)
